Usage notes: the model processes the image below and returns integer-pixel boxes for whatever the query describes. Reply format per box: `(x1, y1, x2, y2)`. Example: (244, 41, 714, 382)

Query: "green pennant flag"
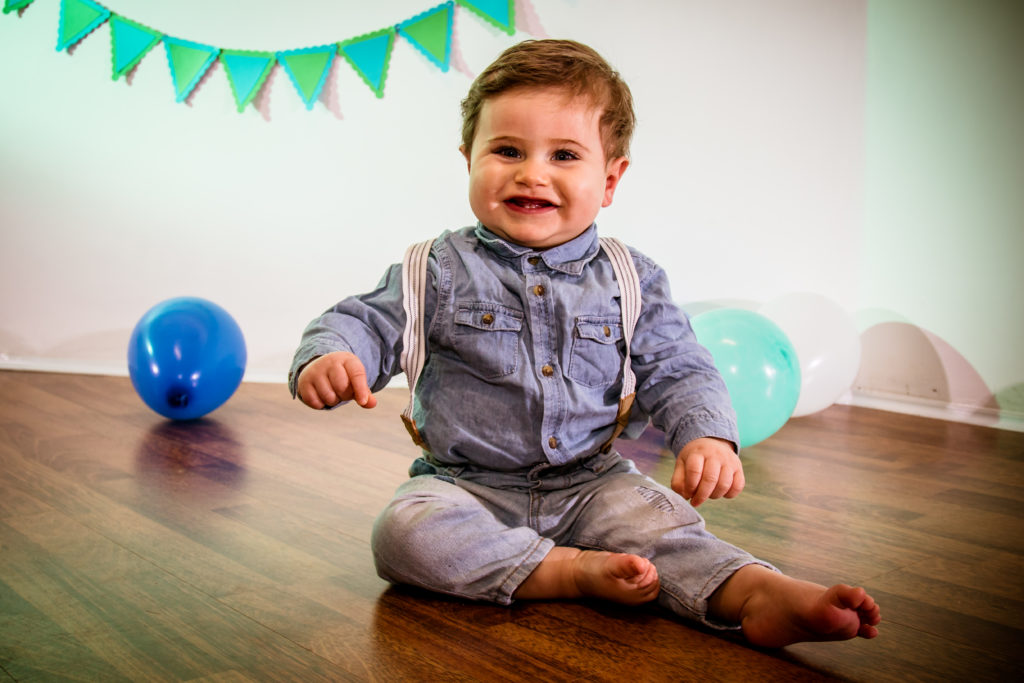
(455, 0, 515, 35)
(163, 36, 220, 103)
(109, 15, 163, 81)
(338, 28, 396, 99)
(56, 0, 110, 52)
(398, 2, 453, 72)
(220, 50, 275, 112)
(277, 45, 335, 110)
(4, 0, 36, 15)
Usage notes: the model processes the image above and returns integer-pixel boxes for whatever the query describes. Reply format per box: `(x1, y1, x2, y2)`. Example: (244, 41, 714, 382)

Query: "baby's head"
(460, 39, 635, 162)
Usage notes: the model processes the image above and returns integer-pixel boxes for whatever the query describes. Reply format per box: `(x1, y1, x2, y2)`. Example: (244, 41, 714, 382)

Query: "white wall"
(1, 1, 1020, 427)
(859, 0, 1024, 427)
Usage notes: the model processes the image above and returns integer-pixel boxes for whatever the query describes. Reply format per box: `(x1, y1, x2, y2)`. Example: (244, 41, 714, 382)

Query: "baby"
(290, 39, 879, 647)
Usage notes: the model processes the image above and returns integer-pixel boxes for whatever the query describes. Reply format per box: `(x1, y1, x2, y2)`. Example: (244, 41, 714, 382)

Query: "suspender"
(399, 239, 433, 448)
(399, 237, 641, 454)
(596, 237, 641, 453)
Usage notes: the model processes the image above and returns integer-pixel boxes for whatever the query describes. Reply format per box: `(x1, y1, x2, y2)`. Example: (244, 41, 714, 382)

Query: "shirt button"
(603, 325, 611, 337)
(548, 437, 559, 449)
(541, 364, 554, 377)
(528, 256, 540, 265)
(481, 313, 494, 325)
(533, 285, 545, 296)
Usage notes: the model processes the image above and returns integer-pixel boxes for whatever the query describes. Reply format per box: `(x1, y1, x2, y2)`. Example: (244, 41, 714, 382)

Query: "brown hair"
(460, 39, 636, 160)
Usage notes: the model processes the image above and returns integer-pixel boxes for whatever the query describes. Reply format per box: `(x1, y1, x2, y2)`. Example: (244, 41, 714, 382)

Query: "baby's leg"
(514, 546, 660, 604)
(371, 475, 553, 604)
(708, 564, 881, 647)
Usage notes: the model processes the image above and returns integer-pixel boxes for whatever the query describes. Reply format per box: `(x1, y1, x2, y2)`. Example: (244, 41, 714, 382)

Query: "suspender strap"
(400, 238, 433, 449)
(399, 236, 642, 455)
(598, 237, 642, 453)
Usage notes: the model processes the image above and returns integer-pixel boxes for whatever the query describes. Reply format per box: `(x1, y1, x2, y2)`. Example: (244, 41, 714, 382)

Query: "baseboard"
(0, 359, 408, 388)
(3, 358, 1020, 433)
(0, 357, 130, 378)
(840, 389, 1024, 433)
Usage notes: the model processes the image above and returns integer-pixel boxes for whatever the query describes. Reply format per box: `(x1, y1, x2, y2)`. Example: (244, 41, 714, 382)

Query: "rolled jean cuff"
(693, 559, 780, 631)
(498, 536, 557, 605)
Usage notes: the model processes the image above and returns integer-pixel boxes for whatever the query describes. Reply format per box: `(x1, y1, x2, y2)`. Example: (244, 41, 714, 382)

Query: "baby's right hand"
(296, 351, 377, 410)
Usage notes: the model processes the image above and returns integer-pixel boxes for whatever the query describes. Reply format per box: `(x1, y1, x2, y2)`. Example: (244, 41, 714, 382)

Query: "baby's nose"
(515, 158, 549, 186)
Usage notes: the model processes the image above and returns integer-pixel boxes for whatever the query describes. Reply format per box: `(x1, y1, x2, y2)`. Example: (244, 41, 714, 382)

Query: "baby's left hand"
(671, 437, 744, 507)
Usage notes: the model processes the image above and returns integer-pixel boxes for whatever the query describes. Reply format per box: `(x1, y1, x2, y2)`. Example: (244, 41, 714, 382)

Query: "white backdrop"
(2, 1, 1020, 427)
(0, 0, 864, 379)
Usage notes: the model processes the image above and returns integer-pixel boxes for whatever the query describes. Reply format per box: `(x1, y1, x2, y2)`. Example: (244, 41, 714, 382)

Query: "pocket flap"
(455, 303, 524, 332)
(575, 318, 623, 344)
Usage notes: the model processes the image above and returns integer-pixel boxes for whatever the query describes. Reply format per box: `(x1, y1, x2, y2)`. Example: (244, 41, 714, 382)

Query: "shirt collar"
(473, 223, 600, 276)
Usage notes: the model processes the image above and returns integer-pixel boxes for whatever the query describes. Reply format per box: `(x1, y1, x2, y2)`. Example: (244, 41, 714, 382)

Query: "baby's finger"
(313, 370, 342, 409)
(324, 364, 353, 403)
(711, 467, 737, 500)
(341, 355, 375, 408)
(298, 383, 325, 410)
(682, 453, 705, 501)
(724, 466, 746, 499)
(690, 460, 721, 507)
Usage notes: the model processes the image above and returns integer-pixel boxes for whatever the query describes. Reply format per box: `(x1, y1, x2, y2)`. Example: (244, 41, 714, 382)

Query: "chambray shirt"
(289, 224, 738, 471)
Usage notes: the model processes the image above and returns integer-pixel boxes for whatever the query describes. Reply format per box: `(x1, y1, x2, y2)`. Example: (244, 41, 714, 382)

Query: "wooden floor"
(1, 370, 1021, 682)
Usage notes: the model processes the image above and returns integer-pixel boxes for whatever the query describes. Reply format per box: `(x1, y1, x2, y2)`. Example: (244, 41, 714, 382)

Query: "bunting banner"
(4, 0, 526, 112)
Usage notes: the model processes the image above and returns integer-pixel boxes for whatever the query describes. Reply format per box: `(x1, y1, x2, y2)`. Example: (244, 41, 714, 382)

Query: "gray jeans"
(371, 450, 773, 629)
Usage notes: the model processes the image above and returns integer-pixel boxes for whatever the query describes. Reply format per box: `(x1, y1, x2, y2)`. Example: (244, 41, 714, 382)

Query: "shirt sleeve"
(288, 255, 439, 398)
(627, 254, 740, 454)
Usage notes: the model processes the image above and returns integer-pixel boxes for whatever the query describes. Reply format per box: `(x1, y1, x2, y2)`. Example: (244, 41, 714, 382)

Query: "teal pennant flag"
(220, 50, 275, 112)
(110, 15, 163, 80)
(339, 28, 396, 98)
(455, 0, 515, 35)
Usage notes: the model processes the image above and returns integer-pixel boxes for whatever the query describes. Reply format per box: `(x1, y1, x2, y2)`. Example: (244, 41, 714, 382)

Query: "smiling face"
(461, 87, 629, 249)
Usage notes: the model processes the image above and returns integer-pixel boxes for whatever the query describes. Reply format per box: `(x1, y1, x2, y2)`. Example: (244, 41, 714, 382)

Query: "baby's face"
(461, 87, 628, 249)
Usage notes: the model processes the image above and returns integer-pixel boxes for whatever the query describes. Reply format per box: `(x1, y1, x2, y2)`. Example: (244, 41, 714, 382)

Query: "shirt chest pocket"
(568, 316, 625, 387)
(453, 302, 524, 379)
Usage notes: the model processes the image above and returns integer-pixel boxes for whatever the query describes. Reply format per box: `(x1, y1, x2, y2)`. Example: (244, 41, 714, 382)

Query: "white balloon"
(759, 293, 861, 416)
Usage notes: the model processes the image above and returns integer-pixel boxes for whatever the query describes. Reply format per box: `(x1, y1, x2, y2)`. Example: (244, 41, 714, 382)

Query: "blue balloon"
(127, 297, 246, 420)
(691, 308, 801, 448)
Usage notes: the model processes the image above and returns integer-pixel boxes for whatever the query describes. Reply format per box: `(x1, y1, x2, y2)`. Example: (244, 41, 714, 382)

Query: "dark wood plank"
(1, 370, 1022, 682)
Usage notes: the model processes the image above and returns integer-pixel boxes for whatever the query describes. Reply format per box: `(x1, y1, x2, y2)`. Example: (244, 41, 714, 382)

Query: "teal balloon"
(127, 297, 246, 420)
(691, 308, 801, 448)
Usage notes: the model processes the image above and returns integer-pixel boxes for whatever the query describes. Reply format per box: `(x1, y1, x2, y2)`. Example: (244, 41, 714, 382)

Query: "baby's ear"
(459, 144, 471, 171)
(602, 156, 629, 207)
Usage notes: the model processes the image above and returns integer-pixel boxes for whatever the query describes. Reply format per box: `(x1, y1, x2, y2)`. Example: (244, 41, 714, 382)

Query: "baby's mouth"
(505, 196, 557, 210)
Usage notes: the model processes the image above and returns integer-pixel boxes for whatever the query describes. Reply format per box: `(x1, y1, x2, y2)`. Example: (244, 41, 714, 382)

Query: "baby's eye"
(494, 146, 521, 159)
(552, 149, 579, 162)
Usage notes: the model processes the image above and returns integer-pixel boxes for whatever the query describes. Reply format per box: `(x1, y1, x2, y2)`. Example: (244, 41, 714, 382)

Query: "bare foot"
(515, 546, 660, 605)
(710, 565, 881, 648)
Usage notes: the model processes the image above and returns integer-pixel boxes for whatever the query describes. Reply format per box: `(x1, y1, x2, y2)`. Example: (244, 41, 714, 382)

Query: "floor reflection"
(134, 418, 248, 497)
